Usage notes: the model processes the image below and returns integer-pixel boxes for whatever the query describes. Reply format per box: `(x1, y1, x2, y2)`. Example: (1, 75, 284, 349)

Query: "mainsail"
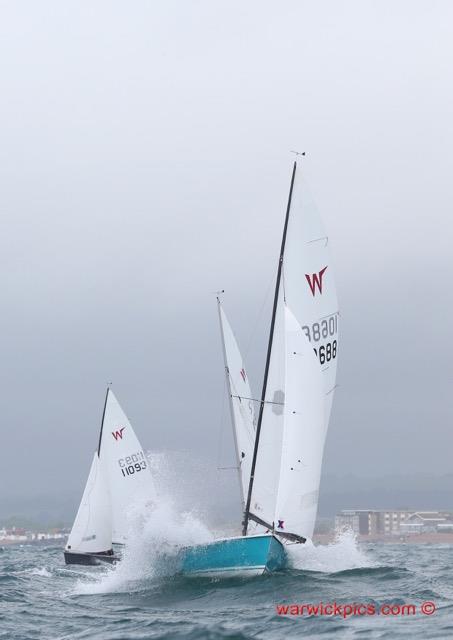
(273, 305, 325, 538)
(244, 161, 339, 541)
(217, 298, 256, 506)
(283, 174, 339, 425)
(65, 452, 112, 555)
(98, 388, 156, 544)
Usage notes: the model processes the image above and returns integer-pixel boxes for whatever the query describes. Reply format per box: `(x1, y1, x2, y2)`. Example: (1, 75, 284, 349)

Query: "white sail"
(274, 306, 325, 539)
(98, 389, 156, 544)
(246, 162, 339, 540)
(248, 288, 286, 528)
(283, 174, 339, 425)
(66, 452, 112, 554)
(218, 300, 256, 506)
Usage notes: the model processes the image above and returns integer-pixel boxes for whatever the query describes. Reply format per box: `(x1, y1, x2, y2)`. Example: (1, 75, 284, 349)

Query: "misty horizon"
(1, 1, 452, 514)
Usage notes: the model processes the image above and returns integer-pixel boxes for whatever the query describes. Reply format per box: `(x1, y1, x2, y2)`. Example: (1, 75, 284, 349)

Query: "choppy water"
(1, 532, 452, 640)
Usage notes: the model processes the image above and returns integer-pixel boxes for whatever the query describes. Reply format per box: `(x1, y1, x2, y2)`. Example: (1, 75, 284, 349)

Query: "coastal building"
(0, 526, 67, 543)
(399, 512, 452, 534)
(335, 509, 453, 536)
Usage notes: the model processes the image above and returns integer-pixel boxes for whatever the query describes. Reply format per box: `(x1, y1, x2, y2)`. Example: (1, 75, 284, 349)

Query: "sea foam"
(74, 453, 213, 595)
(286, 529, 376, 573)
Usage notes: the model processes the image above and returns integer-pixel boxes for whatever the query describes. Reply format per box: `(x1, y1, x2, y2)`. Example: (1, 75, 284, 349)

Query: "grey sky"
(1, 1, 452, 508)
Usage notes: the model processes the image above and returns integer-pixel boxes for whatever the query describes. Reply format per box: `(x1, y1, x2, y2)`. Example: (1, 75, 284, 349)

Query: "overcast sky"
(1, 1, 452, 508)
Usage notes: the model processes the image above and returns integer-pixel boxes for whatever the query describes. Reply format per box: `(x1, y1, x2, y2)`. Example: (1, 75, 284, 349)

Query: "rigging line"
(231, 394, 284, 406)
(243, 161, 297, 537)
(243, 273, 275, 360)
(97, 386, 110, 457)
(282, 263, 287, 304)
(215, 374, 228, 471)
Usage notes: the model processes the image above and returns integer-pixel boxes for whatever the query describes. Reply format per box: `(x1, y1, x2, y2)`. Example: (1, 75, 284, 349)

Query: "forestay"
(98, 389, 156, 544)
(65, 452, 112, 554)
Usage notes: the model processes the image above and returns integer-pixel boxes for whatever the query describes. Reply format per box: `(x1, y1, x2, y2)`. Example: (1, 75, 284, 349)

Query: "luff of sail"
(98, 389, 156, 544)
(65, 451, 112, 554)
(217, 298, 256, 507)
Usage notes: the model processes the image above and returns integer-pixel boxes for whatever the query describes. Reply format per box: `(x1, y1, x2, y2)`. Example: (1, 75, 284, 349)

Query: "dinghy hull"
(180, 533, 286, 578)
(64, 550, 119, 566)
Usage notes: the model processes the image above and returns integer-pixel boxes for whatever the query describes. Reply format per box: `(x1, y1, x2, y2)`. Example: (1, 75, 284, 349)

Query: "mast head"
(214, 289, 225, 304)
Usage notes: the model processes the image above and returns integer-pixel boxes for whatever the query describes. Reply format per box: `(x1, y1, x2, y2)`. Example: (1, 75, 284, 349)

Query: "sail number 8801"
(313, 340, 337, 365)
(302, 315, 338, 342)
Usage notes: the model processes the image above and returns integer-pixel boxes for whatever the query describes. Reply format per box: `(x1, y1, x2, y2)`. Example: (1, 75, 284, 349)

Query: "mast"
(242, 161, 297, 536)
(217, 296, 245, 506)
(97, 386, 110, 456)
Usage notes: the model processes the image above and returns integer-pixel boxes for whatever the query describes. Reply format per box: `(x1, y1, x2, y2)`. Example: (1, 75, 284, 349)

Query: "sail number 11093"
(118, 450, 148, 477)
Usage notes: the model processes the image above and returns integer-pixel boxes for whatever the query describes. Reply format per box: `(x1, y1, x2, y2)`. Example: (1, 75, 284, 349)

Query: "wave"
(28, 567, 52, 577)
(286, 530, 377, 573)
(74, 494, 213, 595)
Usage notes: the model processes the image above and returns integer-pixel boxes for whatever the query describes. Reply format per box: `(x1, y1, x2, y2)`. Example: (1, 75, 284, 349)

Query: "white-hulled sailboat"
(64, 388, 155, 565)
(181, 160, 339, 576)
(64, 450, 114, 565)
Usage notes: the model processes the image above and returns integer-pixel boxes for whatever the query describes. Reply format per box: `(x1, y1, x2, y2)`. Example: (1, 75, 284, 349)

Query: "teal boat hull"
(179, 534, 286, 578)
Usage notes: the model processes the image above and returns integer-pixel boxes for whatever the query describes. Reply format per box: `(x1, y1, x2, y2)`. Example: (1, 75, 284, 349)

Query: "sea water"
(1, 518, 452, 640)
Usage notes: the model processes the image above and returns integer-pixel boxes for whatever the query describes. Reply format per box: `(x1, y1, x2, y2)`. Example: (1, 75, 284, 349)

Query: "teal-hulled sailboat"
(181, 161, 339, 577)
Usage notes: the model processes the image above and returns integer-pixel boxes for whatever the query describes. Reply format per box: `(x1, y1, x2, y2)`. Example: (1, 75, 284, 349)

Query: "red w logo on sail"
(305, 266, 328, 296)
(112, 427, 126, 441)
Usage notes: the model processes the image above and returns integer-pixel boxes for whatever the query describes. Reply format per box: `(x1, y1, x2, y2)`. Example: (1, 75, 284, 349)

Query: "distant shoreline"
(314, 533, 453, 544)
(0, 536, 66, 547)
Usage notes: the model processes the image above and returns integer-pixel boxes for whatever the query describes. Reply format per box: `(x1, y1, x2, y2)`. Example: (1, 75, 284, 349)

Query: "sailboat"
(64, 388, 156, 565)
(180, 161, 339, 576)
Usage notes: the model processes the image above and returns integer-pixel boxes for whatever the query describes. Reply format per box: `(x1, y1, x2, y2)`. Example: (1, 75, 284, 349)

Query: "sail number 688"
(313, 340, 337, 365)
